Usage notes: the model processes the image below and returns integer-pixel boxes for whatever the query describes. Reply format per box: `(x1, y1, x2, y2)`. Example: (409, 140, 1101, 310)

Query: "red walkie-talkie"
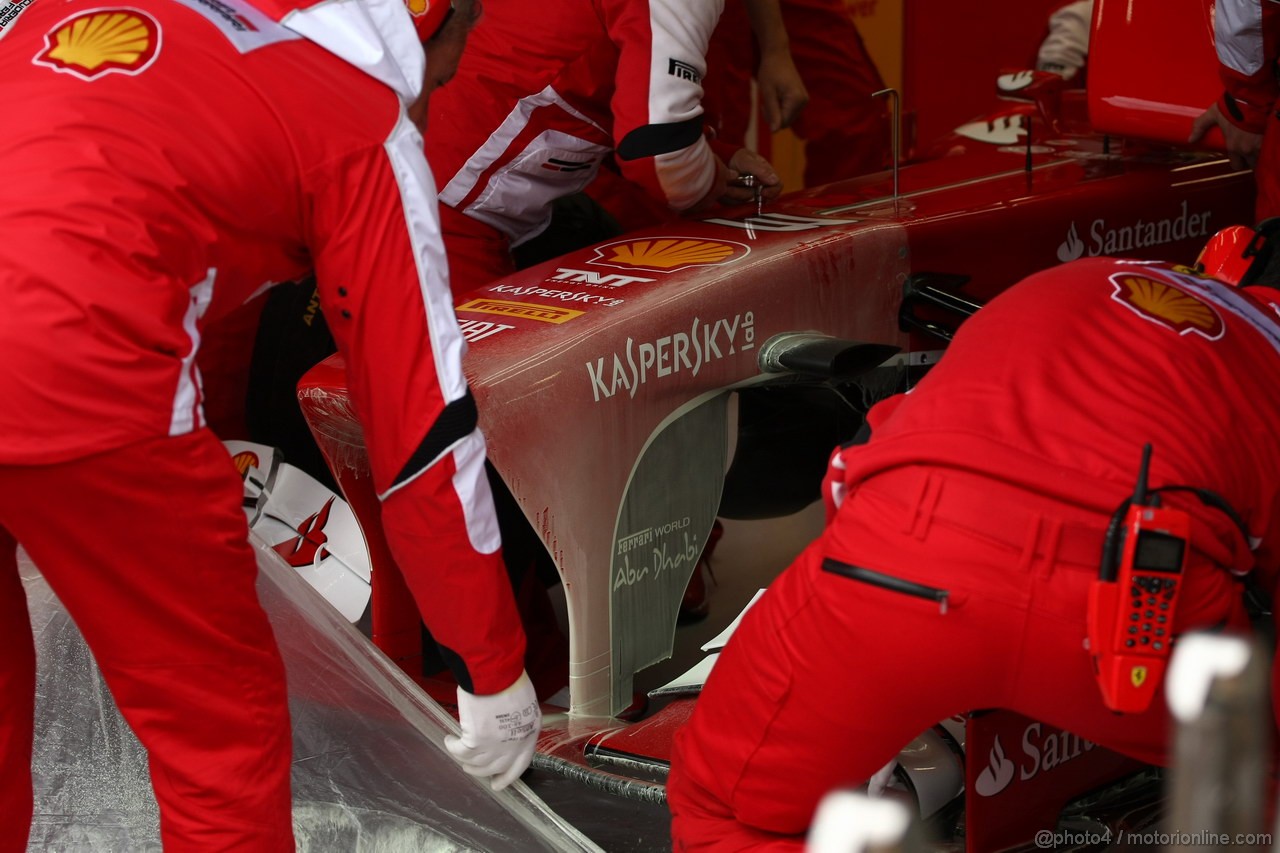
(1086, 444, 1190, 714)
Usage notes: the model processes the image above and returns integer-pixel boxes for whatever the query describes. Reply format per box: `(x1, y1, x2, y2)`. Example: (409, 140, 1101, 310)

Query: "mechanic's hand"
(444, 670, 541, 791)
(1189, 101, 1263, 171)
(756, 49, 809, 132)
(717, 148, 783, 205)
(821, 445, 849, 527)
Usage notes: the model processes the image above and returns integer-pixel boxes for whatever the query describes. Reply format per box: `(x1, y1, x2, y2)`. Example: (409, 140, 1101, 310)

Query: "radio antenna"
(1134, 443, 1153, 506)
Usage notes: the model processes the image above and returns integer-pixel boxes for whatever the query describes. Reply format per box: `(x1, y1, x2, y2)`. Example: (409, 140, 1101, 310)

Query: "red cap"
(1196, 225, 1260, 288)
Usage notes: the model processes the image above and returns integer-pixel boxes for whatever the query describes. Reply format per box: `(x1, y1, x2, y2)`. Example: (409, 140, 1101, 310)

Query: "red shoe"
(679, 521, 723, 624)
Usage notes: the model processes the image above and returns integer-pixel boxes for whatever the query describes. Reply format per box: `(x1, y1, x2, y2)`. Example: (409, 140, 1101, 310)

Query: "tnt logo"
(548, 268, 655, 288)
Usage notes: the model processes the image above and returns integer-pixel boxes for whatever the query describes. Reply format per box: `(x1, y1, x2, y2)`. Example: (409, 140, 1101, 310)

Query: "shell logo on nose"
(231, 451, 260, 478)
(33, 9, 160, 81)
(588, 237, 750, 273)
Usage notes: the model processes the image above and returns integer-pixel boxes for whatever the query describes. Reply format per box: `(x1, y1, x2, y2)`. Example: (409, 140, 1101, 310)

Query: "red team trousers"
(0, 431, 293, 852)
(668, 466, 1248, 851)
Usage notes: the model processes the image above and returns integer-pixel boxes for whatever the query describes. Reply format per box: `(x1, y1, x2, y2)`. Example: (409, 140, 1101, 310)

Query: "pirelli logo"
(455, 299, 584, 324)
(668, 58, 700, 83)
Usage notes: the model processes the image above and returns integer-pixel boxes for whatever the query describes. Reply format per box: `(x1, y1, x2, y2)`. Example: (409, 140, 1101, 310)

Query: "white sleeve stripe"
(384, 111, 467, 403)
(643, 0, 722, 125)
(378, 432, 501, 554)
(281, 0, 425, 102)
(382, 114, 501, 553)
(1216, 0, 1266, 76)
(170, 268, 216, 437)
(654, 138, 717, 211)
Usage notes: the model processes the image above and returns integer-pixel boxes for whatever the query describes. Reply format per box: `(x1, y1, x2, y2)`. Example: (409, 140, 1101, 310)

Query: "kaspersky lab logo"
(1057, 201, 1213, 263)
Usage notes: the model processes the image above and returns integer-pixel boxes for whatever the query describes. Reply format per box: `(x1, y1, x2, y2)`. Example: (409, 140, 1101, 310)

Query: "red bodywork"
(1088, 0, 1225, 149)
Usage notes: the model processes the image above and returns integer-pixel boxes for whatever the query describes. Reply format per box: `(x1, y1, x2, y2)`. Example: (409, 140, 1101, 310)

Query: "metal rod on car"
(1164, 633, 1269, 852)
(873, 88, 900, 210)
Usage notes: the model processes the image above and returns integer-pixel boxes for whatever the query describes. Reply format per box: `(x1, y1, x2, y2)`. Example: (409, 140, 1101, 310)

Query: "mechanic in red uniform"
(667, 231, 1280, 849)
(706, 0, 889, 189)
(0, 0, 537, 849)
(1035, 0, 1092, 82)
(425, 0, 783, 296)
(1190, 0, 1280, 217)
(702, 0, 808, 141)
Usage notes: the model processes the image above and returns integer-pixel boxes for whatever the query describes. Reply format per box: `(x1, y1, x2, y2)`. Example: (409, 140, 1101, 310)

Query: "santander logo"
(1057, 222, 1085, 262)
(975, 735, 1017, 796)
(975, 723, 1098, 797)
(1057, 201, 1212, 264)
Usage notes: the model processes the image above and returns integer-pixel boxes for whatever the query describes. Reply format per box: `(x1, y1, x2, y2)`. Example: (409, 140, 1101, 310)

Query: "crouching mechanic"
(667, 227, 1280, 850)
(424, 0, 783, 295)
(0, 0, 537, 849)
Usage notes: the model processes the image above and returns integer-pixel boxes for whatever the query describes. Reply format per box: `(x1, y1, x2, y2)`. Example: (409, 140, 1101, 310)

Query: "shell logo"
(1109, 274, 1224, 340)
(231, 451, 260, 479)
(588, 237, 750, 274)
(33, 9, 160, 81)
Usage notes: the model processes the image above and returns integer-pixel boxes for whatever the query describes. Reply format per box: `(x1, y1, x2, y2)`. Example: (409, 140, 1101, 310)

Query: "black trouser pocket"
(822, 558, 951, 611)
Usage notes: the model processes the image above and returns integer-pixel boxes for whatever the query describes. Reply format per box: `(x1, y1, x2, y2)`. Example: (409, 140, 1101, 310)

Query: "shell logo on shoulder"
(587, 237, 750, 274)
(33, 8, 160, 81)
(1109, 274, 1224, 340)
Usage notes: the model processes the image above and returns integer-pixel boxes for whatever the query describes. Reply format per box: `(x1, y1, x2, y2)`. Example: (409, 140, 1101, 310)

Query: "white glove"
(866, 758, 898, 798)
(444, 670, 541, 791)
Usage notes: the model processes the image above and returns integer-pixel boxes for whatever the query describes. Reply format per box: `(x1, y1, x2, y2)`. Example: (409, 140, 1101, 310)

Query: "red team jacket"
(669, 258, 1280, 851)
(842, 259, 1280, 588)
(0, 0, 524, 693)
(425, 0, 725, 250)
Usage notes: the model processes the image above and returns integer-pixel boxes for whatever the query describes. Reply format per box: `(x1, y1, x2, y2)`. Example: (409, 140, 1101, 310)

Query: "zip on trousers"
(822, 558, 952, 614)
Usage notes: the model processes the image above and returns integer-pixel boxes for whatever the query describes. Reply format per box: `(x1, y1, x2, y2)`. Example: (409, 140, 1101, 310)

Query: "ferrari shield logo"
(1130, 666, 1148, 688)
